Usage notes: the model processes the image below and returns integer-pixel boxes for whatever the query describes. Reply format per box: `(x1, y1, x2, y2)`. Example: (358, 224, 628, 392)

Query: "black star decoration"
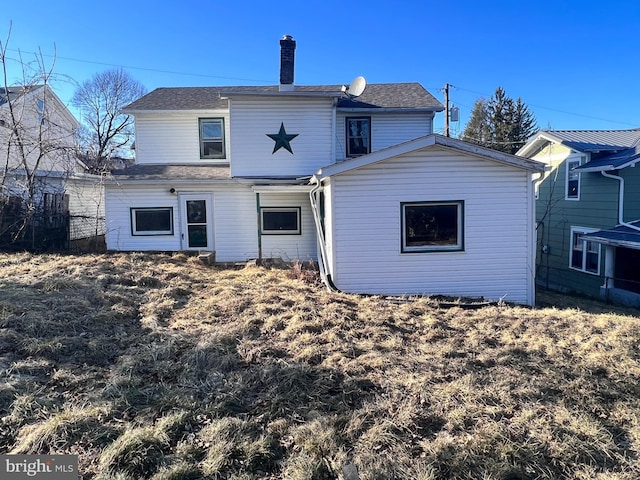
(266, 122, 298, 154)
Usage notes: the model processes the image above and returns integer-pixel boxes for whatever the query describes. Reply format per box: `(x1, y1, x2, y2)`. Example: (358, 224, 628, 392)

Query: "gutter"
(600, 170, 640, 233)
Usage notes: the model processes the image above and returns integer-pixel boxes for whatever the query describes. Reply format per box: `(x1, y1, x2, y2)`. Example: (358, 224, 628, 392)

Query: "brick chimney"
(279, 35, 296, 91)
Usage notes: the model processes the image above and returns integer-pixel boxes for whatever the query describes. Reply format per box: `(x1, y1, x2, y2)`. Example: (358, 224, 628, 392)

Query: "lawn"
(0, 252, 639, 479)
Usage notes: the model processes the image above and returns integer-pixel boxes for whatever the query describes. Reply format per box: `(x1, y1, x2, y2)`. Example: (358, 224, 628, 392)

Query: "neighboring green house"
(518, 129, 640, 306)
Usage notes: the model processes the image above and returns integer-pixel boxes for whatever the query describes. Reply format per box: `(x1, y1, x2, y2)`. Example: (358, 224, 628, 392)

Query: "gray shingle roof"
(111, 164, 231, 181)
(123, 83, 444, 112)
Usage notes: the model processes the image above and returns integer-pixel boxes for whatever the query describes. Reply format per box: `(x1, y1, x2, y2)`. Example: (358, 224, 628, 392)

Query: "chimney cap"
(281, 34, 294, 41)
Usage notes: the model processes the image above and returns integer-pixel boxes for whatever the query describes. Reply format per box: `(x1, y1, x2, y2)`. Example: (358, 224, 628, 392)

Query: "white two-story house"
(105, 36, 544, 305)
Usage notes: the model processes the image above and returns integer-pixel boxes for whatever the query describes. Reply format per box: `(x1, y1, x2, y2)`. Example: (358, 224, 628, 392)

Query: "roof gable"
(0, 84, 79, 128)
(317, 134, 545, 178)
(518, 129, 640, 172)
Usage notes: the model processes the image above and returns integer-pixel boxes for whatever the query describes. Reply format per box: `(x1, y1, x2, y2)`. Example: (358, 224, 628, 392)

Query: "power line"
(452, 85, 637, 127)
(5, 48, 274, 84)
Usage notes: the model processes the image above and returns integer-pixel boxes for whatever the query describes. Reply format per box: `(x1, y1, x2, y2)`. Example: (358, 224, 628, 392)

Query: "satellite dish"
(345, 76, 366, 97)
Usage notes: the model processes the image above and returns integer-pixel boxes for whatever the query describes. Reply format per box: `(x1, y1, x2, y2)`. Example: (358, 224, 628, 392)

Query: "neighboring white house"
(105, 35, 544, 304)
(0, 84, 105, 243)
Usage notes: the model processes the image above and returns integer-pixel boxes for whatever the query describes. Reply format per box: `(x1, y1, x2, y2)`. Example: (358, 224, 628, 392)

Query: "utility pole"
(444, 83, 450, 137)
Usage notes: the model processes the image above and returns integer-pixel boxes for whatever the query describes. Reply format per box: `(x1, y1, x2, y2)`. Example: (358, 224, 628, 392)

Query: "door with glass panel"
(179, 194, 213, 250)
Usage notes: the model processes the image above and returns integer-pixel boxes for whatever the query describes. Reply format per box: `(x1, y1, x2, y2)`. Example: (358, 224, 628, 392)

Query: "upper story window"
(566, 156, 585, 200)
(346, 117, 371, 157)
(199, 118, 225, 159)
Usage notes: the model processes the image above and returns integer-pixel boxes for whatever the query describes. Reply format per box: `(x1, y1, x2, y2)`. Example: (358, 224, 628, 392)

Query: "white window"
(402, 201, 464, 253)
(261, 207, 301, 235)
(199, 118, 225, 159)
(131, 207, 174, 236)
(566, 156, 585, 200)
(570, 227, 600, 274)
(346, 117, 371, 157)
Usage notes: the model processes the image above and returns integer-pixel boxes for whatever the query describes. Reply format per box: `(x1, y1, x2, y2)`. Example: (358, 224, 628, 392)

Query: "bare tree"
(72, 68, 146, 173)
(0, 23, 77, 245)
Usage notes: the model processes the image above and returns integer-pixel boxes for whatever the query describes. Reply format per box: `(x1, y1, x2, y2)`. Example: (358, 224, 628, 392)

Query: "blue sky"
(3, 0, 640, 136)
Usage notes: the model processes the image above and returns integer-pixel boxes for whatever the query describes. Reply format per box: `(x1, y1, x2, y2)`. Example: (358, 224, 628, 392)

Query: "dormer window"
(346, 117, 371, 157)
(199, 118, 225, 159)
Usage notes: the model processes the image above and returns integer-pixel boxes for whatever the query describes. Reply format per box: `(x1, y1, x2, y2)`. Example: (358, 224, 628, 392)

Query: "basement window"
(402, 201, 464, 253)
(261, 207, 301, 235)
(131, 207, 174, 236)
(199, 118, 226, 159)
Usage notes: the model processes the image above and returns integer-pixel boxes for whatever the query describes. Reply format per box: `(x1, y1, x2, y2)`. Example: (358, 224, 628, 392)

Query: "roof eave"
(221, 91, 343, 99)
(337, 106, 444, 113)
(122, 108, 229, 115)
(580, 236, 640, 249)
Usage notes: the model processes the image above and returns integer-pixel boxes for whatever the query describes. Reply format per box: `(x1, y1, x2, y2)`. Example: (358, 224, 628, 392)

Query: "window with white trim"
(199, 118, 225, 159)
(570, 227, 600, 274)
(402, 201, 464, 252)
(261, 207, 301, 235)
(566, 156, 585, 200)
(131, 207, 174, 236)
(346, 117, 371, 157)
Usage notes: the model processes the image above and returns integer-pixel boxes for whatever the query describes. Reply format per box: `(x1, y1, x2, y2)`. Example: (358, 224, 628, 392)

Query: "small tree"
(461, 87, 538, 154)
(0, 24, 77, 245)
(72, 68, 146, 173)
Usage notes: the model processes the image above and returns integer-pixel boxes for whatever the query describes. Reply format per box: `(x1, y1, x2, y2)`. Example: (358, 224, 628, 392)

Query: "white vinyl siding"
(105, 184, 257, 258)
(133, 112, 230, 164)
(335, 112, 434, 161)
(326, 146, 535, 305)
(230, 98, 334, 177)
(105, 184, 317, 262)
(258, 192, 317, 261)
(66, 176, 105, 240)
(105, 186, 182, 251)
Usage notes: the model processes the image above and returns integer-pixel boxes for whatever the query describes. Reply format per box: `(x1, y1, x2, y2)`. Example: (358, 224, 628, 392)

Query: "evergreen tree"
(461, 87, 538, 154)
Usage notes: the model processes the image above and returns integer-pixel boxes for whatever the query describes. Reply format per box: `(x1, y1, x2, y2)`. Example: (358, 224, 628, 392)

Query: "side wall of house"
(229, 97, 334, 177)
(534, 144, 617, 296)
(258, 191, 318, 261)
(327, 146, 535, 305)
(105, 183, 317, 262)
(335, 111, 434, 161)
(133, 111, 231, 165)
(0, 87, 78, 174)
(66, 175, 106, 240)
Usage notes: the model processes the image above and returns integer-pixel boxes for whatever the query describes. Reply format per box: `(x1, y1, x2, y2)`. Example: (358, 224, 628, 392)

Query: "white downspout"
(600, 170, 640, 232)
(309, 176, 337, 291)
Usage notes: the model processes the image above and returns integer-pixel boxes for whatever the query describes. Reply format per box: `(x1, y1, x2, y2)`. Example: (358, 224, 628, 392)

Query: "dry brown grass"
(1, 251, 640, 479)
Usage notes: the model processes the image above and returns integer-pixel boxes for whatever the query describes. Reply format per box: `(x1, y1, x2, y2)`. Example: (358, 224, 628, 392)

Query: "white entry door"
(179, 194, 213, 250)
